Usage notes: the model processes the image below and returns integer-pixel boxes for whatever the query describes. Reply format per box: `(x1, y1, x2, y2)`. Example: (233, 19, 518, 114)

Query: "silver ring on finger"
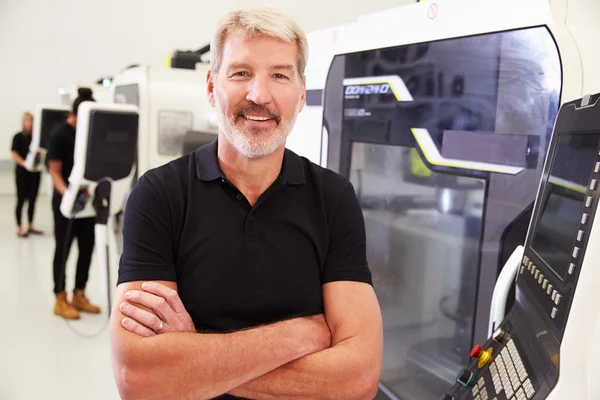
(155, 320, 164, 333)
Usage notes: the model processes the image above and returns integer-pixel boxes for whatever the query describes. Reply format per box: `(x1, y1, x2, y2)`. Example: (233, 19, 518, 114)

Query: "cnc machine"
(288, 0, 600, 398)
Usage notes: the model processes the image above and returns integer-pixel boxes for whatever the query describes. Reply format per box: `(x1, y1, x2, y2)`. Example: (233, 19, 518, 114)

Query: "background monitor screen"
(84, 110, 138, 182)
(531, 133, 600, 279)
(40, 109, 68, 149)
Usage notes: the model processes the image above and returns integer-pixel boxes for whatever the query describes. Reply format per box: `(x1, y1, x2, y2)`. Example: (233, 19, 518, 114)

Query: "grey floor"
(1, 192, 120, 400)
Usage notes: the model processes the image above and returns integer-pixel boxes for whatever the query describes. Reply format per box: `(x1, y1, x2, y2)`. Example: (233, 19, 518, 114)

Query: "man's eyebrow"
(227, 62, 252, 71)
(271, 64, 294, 70)
(226, 63, 295, 71)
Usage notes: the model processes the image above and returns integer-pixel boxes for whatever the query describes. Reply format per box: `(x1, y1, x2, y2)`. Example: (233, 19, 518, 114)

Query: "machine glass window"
(322, 26, 561, 399)
(531, 133, 600, 280)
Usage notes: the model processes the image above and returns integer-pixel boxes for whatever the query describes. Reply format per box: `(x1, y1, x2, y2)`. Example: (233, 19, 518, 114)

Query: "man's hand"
(119, 281, 196, 337)
(119, 281, 332, 351)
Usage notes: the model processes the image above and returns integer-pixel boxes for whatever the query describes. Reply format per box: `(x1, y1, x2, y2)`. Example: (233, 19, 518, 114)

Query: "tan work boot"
(72, 289, 101, 314)
(54, 291, 80, 320)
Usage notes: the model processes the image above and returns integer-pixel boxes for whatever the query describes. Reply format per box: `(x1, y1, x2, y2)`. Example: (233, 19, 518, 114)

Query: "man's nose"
(246, 77, 273, 105)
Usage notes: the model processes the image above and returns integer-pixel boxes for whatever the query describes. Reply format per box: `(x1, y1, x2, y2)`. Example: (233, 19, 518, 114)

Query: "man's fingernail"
(120, 303, 129, 312)
(142, 282, 149, 289)
(122, 318, 130, 327)
(125, 291, 133, 298)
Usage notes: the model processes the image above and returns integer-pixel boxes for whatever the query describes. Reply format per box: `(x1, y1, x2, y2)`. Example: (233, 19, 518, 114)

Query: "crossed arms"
(110, 279, 383, 400)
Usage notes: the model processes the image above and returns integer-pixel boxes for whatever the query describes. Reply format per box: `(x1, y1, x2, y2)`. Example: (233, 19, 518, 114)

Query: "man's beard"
(215, 94, 302, 159)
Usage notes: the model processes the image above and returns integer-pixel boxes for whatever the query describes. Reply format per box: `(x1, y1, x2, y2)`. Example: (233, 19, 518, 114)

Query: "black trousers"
(15, 168, 41, 227)
(52, 193, 96, 294)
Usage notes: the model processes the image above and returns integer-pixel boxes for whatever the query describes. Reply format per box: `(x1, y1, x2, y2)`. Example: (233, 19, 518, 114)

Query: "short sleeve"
(46, 131, 63, 162)
(117, 175, 177, 284)
(322, 182, 372, 285)
(11, 133, 20, 152)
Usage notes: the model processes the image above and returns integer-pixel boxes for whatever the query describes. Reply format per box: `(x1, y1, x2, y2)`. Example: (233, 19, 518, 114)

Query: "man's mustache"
(234, 104, 281, 124)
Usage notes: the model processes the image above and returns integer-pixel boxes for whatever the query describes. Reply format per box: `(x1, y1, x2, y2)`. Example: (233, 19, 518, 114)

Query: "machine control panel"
(441, 324, 538, 400)
(441, 94, 600, 400)
(474, 338, 535, 400)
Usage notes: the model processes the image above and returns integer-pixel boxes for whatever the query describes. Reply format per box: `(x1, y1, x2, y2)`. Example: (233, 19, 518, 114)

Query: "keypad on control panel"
(521, 257, 563, 320)
(488, 339, 535, 400)
(472, 376, 490, 400)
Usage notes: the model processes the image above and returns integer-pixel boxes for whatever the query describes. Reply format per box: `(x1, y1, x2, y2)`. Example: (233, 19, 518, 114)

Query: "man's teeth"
(245, 115, 270, 121)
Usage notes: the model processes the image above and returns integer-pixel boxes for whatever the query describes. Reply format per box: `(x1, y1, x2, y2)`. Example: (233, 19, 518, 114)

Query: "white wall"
(0, 0, 413, 164)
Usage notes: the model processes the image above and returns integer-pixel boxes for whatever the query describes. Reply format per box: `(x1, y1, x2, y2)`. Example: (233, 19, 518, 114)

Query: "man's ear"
(298, 75, 307, 113)
(206, 69, 215, 107)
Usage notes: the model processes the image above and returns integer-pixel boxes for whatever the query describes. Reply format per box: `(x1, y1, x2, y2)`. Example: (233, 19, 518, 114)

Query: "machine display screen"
(84, 110, 138, 182)
(531, 191, 582, 279)
(531, 133, 600, 279)
(40, 110, 68, 149)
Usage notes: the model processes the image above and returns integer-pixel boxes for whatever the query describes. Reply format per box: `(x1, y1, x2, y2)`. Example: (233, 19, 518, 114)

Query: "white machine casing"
(285, 22, 356, 166)
(60, 102, 139, 220)
(112, 64, 217, 177)
(25, 104, 70, 173)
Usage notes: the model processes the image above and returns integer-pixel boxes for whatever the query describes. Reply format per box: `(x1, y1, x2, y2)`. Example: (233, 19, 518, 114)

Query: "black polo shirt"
(11, 132, 34, 174)
(118, 138, 372, 332)
(46, 121, 76, 192)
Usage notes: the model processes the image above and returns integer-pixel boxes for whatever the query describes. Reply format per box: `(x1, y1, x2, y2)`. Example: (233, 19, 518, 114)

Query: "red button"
(470, 345, 483, 358)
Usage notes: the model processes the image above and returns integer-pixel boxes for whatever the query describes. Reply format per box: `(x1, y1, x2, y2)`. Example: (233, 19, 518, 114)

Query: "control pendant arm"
(489, 245, 524, 336)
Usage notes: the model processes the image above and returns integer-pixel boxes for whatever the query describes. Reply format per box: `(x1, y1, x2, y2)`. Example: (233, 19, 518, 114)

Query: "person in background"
(11, 112, 43, 238)
(47, 88, 101, 320)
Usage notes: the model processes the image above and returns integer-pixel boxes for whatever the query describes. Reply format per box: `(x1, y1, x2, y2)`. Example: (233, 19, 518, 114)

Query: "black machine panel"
(182, 131, 217, 154)
(40, 109, 69, 149)
(530, 133, 600, 281)
(322, 27, 562, 400)
(84, 110, 138, 182)
(442, 93, 600, 400)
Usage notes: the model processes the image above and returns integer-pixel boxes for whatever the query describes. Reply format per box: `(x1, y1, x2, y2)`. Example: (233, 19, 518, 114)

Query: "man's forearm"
(113, 317, 327, 400)
(228, 337, 380, 400)
(50, 172, 67, 195)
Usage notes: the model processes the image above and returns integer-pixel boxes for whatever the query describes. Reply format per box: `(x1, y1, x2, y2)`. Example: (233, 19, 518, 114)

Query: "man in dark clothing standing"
(47, 88, 101, 320)
(11, 112, 43, 238)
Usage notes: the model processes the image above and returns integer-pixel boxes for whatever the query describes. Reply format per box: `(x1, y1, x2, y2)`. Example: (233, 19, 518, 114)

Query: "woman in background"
(11, 112, 43, 237)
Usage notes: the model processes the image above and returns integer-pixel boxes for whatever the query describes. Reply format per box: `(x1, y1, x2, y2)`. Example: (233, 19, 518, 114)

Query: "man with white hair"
(110, 7, 383, 400)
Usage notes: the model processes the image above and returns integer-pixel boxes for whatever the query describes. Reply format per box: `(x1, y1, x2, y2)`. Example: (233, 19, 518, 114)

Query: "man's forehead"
(221, 31, 298, 69)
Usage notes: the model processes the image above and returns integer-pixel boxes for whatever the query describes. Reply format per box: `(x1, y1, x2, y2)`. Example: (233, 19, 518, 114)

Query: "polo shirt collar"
(195, 138, 305, 185)
(195, 139, 223, 181)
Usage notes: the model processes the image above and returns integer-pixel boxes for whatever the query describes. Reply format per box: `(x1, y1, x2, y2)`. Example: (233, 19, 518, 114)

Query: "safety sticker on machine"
(158, 110, 194, 155)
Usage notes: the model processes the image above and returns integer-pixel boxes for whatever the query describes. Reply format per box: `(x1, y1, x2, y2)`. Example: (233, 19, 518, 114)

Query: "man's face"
(23, 117, 33, 133)
(207, 30, 306, 158)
